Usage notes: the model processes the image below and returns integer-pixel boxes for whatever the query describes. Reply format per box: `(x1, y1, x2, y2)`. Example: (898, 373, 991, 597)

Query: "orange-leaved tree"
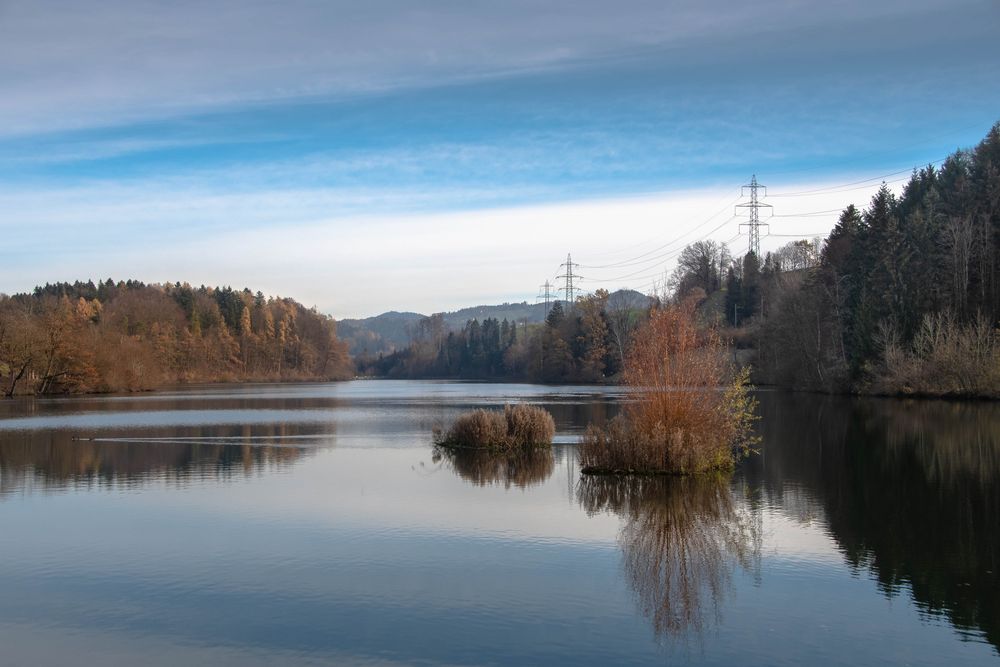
(581, 296, 757, 474)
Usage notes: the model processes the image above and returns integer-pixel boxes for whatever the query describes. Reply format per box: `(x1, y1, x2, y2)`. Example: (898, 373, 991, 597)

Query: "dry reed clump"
(875, 312, 1000, 398)
(434, 403, 556, 452)
(581, 299, 758, 475)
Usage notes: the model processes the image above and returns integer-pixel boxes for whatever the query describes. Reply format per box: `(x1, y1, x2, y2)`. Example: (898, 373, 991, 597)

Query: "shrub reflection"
(578, 474, 760, 639)
(433, 445, 555, 489)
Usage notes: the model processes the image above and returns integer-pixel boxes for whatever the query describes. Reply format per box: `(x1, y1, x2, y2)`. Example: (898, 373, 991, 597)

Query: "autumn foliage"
(0, 280, 353, 396)
(434, 403, 556, 452)
(581, 298, 757, 474)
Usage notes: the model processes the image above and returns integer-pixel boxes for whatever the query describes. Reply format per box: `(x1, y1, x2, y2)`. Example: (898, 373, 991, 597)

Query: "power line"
(767, 159, 946, 198)
(581, 191, 742, 262)
(582, 215, 739, 283)
(584, 246, 698, 284)
(577, 197, 741, 269)
(770, 208, 843, 218)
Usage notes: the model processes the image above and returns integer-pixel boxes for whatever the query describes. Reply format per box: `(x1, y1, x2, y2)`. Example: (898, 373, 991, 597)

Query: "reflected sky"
(0, 381, 997, 665)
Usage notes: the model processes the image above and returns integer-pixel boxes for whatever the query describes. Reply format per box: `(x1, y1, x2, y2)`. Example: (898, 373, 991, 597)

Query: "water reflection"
(578, 474, 760, 640)
(0, 424, 321, 497)
(747, 392, 1000, 651)
(432, 445, 556, 489)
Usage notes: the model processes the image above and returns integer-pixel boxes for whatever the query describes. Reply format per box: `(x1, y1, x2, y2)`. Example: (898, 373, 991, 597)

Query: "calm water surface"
(0, 380, 997, 665)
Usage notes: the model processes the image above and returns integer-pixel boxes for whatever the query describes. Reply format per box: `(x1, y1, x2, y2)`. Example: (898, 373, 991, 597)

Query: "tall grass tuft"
(581, 298, 758, 475)
(434, 403, 555, 452)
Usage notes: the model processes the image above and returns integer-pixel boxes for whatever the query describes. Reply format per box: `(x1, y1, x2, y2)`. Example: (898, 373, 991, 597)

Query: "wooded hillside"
(0, 281, 352, 395)
(750, 123, 1000, 395)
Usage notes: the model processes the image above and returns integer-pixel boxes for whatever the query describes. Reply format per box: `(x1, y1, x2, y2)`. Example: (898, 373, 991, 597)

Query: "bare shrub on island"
(434, 403, 555, 452)
(581, 298, 757, 474)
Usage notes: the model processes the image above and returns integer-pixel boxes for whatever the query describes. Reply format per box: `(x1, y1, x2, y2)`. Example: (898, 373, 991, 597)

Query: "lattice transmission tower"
(556, 254, 582, 307)
(736, 175, 772, 257)
(537, 280, 554, 315)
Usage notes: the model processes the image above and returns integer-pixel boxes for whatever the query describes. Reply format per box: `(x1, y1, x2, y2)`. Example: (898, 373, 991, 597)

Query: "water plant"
(433, 403, 555, 452)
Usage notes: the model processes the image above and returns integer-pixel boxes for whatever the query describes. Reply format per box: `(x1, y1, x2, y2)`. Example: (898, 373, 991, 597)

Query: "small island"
(433, 403, 556, 452)
(581, 298, 758, 476)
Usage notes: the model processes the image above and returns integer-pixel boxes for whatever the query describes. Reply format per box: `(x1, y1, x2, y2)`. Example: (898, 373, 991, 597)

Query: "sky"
(1, 0, 998, 318)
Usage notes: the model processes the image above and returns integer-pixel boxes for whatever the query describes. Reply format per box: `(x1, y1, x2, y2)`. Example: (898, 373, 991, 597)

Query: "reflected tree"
(578, 474, 760, 640)
(0, 423, 323, 498)
(745, 393, 1000, 652)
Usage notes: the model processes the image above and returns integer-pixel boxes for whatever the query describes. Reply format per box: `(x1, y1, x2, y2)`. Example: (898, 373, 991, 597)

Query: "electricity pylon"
(556, 254, 582, 307)
(737, 175, 772, 257)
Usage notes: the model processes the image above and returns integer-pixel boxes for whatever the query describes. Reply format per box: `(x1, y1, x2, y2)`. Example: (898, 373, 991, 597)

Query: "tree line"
(358, 289, 649, 383)
(0, 280, 352, 396)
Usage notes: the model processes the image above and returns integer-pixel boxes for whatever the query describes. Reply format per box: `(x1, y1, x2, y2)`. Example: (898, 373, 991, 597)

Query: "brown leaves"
(582, 298, 757, 474)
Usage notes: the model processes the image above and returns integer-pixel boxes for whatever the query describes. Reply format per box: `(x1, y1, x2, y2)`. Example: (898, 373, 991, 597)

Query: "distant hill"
(441, 301, 549, 329)
(337, 311, 425, 357)
(338, 290, 653, 357)
(606, 289, 654, 311)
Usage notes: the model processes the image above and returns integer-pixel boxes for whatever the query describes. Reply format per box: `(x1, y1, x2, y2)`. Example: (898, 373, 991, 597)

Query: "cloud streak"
(1, 0, 993, 135)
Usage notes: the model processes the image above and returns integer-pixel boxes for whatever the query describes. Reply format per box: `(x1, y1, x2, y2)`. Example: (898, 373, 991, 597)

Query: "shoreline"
(3, 375, 997, 402)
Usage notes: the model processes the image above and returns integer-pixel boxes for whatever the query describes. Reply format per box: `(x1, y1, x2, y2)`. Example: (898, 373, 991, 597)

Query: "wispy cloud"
(0, 0, 991, 135)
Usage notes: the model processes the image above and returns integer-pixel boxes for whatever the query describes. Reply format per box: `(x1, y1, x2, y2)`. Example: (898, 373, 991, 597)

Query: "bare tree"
(669, 241, 732, 298)
(605, 290, 642, 368)
(774, 239, 821, 272)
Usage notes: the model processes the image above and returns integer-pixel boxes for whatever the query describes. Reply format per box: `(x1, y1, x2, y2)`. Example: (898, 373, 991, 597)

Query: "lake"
(0, 380, 997, 665)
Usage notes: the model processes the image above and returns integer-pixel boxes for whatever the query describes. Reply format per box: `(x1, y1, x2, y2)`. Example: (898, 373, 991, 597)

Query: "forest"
(0, 281, 352, 395)
(357, 291, 636, 384)
(365, 122, 1000, 397)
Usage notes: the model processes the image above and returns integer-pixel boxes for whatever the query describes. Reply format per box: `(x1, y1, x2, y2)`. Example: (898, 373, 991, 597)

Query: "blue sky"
(1, 0, 998, 317)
